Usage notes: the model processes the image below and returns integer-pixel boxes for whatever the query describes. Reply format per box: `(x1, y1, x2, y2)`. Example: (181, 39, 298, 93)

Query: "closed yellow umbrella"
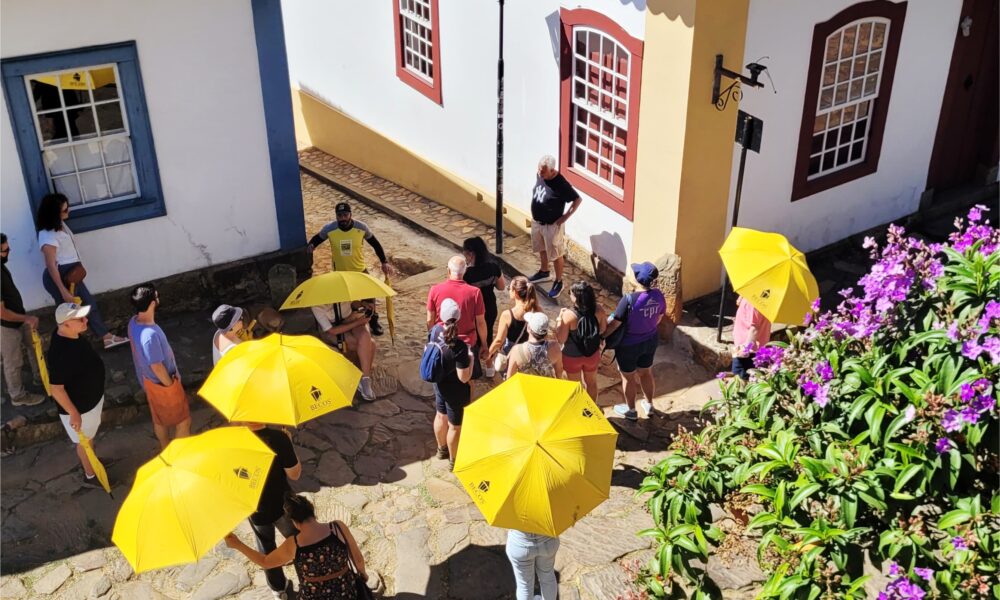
(454, 374, 618, 537)
(718, 227, 819, 325)
(78, 433, 111, 495)
(384, 272, 396, 345)
(30, 329, 49, 394)
(198, 334, 361, 426)
(279, 271, 396, 310)
(112, 427, 274, 573)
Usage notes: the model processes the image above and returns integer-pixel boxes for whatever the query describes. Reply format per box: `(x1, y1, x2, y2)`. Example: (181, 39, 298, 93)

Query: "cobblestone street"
(0, 171, 731, 599)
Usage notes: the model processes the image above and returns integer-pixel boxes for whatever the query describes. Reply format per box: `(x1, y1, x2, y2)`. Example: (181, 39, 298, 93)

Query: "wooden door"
(927, 0, 999, 191)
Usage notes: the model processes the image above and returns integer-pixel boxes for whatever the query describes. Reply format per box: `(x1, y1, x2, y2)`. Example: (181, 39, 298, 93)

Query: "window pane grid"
(569, 26, 630, 193)
(399, 0, 434, 83)
(809, 18, 888, 179)
(24, 64, 140, 206)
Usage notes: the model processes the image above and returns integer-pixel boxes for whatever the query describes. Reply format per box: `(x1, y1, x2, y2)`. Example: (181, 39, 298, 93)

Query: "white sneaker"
(640, 399, 654, 417)
(483, 364, 496, 378)
(359, 376, 376, 402)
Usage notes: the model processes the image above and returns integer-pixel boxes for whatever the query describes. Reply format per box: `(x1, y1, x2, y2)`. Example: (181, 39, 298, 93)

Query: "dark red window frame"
(559, 8, 643, 220)
(392, 0, 442, 104)
(791, 0, 907, 201)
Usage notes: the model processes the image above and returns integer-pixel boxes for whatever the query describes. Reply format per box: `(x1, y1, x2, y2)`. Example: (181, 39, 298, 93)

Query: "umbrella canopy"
(198, 334, 361, 426)
(112, 426, 275, 573)
(280, 271, 396, 310)
(718, 227, 820, 325)
(78, 433, 111, 495)
(454, 374, 618, 537)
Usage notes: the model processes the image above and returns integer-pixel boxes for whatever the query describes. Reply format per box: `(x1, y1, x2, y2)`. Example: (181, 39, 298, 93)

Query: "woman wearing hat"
(506, 312, 562, 379)
(212, 304, 247, 365)
(603, 262, 665, 421)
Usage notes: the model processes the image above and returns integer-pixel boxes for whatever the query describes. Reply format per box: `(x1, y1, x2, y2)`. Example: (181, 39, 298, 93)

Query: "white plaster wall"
(729, 0, 962, 252)
(282, 0, 644, 272)
(1, 0, 278, 310)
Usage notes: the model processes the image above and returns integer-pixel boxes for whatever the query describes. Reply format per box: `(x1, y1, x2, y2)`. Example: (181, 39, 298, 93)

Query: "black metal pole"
(494, 0, 505, 255)
(716, 113, 753, 343)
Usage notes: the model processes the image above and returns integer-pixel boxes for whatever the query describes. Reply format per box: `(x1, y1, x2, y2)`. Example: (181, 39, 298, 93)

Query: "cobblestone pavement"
(0, 172, 729, 599)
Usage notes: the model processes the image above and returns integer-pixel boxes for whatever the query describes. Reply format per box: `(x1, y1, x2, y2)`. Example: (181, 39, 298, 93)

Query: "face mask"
(1, 256, 7, 265)
(337, 219, 353, 231)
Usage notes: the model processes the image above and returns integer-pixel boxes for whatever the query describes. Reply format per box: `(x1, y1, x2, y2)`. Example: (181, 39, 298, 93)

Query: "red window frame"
(392, 0, 442, 104)
(790, 1, 907, 201)
(559, 8, 643, 220)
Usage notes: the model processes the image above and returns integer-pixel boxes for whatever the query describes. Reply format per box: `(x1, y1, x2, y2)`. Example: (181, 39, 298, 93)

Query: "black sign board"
(735, 110, 763, 153)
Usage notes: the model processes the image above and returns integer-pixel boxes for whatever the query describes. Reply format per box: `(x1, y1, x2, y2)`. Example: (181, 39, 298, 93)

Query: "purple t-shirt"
(128, 318, 178, 384)
(614, 290, 665, 346)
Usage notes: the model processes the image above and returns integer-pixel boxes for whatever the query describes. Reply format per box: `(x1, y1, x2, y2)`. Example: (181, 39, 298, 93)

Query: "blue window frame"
(2, 41, 164, 232)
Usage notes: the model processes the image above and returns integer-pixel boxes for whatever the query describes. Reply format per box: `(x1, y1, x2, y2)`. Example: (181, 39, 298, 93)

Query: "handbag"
(603, 293, 634, 351)
(62, 263, 87, 286)
(335, 522, 374, 599)
(493, 310, 528, 374)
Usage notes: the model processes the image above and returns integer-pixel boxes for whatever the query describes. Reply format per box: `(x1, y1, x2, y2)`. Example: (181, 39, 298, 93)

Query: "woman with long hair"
(487, 276, 538, 379)
(461, 236, 506, 377)
(36, 193, 127, 349)
(555, 282, 607, 401)
(429, 299, 474, 470)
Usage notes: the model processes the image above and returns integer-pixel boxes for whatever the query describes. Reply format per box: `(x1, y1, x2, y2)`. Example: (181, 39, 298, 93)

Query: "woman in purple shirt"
(604, 262, 664, 421)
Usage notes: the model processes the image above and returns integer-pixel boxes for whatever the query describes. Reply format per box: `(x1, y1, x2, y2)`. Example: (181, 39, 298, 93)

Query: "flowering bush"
(636, 206, 999, 599)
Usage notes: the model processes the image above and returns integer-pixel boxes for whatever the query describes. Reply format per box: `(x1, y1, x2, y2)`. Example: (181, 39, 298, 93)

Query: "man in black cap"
(306, 201, 392, 336)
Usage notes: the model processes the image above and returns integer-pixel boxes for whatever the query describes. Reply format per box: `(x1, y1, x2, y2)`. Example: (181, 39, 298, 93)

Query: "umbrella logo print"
(233, 467, 250, 480)
(292, 290, 304, 304)
(310, 386, 322, 401)
(760, 289, 771, 299)
(581, 407, 594, 418)
(478, 480, 491, 493)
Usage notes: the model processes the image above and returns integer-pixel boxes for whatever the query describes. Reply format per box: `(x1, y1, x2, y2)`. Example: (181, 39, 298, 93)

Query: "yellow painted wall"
(292, 88, 530, 235)
(632, 0, 749, 299)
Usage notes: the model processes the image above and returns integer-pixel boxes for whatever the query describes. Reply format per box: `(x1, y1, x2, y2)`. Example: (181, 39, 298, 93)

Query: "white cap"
(439, 298, 461, 322)
(55, 302, 91, 325)
(524, 312, 549, 336)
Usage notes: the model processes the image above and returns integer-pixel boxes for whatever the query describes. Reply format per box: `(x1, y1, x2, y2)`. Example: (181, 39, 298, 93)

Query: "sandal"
(103, 334, 129, 350)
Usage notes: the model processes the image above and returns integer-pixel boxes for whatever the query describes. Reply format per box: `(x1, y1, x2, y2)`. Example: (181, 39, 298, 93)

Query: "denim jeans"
(731, 354, 755, 380)
(506, 530, 560, 600)
(249, 516, 298, 592)
(41, 263, 109, 337)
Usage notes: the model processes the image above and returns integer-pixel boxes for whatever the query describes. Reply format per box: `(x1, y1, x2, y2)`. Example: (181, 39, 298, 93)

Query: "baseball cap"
(335, 202, 352, 215)
(55, 302, 91, 324)
(212, 304, 244, 332)
(524, 312, 550, 336)
(631, 261, 659, 286)
(439, 298, 461, 322)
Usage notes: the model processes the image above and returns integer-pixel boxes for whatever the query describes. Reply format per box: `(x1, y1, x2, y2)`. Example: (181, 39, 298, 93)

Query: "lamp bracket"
(712, 54, 766, 111)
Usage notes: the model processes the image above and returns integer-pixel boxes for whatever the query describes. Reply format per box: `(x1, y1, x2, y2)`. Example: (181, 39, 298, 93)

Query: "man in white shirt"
(311, 302, 376, 401)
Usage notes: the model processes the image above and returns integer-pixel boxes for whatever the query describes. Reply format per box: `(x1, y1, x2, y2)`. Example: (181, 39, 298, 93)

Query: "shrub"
(636, 206, 1000, 599)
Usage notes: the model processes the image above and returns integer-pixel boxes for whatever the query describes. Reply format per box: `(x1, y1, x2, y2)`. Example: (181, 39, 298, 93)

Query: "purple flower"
(816, 361, 834, 382)
(913, 567, 933, 582)
(942, 409, 963, 432)
(902, 405, 916, 424)
(968, 205, 983, 223)
(972, 394, 996, 414)
(753, 345, 784, 371)
(863, 236, 878, 249)
(947, 321, 960, 341)
(981, 336, 1000, 362)
(934, 437, 954, 454)
(961, 406, 980, 425)
(716, 372, 728, 379)
(814, 384, 830, 408)
(960, 382, 978, 401)
(888, 563, 901, 577)
(952, 536, 968, 550)
(800, 378, 820, 397)
(978, 300, 1000, 333)
(962, 340, 983, 360)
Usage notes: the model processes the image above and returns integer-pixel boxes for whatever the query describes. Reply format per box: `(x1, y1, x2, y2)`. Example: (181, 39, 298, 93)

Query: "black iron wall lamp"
(712, 54, 769, 111)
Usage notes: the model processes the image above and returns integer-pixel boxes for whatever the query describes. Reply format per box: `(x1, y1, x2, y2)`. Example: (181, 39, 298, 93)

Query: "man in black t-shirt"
(243, 422, 301, 599)
(0, 234, 43, 407)
(47, 302, 106, 487)
(528, 155, 581, 299)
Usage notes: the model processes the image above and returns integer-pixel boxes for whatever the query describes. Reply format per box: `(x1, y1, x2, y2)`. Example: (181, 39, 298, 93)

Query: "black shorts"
(614, 336, 658, 373)
(434, 381, 471, 426)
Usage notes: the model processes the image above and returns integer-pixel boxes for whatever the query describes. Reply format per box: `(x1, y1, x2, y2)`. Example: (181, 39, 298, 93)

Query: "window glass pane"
(834, 84, 848, 106)
(808, 155, 821, 175)
(858, 22, 872, 52)
(107, 165, 136, 197)
(867, 51, 882, 73)
(67, 107, 98, 141)
(90, 68, 119, 101)
(575, 31, 586, 55)
(61, 72, 91, 107)
(863, 75, 878, 96)
(849, 81, 862, 101)
(843, 105, 856, 122)
(53, 175, 83, 205)
(829, 109, 842, 128)
(850, 142, 864, 161)
(837, 61, 850, 83)
(80, 170, 110, 202)
(840, 26, 856, 58)
(37, 112, 69, 146)
(102, 138, 131, 166)
(872, 23, 886, 49)
(857, 101, 870, 118)
(811, 134, 824, 154)
(813, 114, 827, 133)
(73, 142, 104, 171)
(95, 102, 125, 135)
(825, 36, 840, 62)
(853, 56, 867, 78)
(29, 78, 62, 112)
(823, 64, 836, 86)
(819, 87, 833, 110)
(43, 147, 75, 176)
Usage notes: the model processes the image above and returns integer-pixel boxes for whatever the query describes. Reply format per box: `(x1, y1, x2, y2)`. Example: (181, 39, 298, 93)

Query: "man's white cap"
(524, 312, 550, 336)
(439, 298, 461, 322)
(55, 302, 91, 325)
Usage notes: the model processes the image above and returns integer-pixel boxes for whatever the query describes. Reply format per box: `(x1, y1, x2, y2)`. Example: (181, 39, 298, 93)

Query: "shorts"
(563, 352, 601, 375)
(59, 396, 104, 444)
(530, 221, 566, 260)
(434, 382, 471, 426)
(731, 355, 755, 380)
(614, 337, 658, 373)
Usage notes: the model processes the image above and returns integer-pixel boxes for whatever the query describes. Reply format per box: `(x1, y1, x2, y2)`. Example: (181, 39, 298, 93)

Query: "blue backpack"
(420, 326, 454, 383)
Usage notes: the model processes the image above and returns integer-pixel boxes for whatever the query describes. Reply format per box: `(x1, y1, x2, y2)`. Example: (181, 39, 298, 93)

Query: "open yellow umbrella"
(112, 427, 274, 573)
(78, 432, 111, 495)
(454, 374, 618, 537)
(718, 227, 819, 325)
(30, 329, 50, 394)
(279, 271, 396, 310)
(198, 334, 361, 426)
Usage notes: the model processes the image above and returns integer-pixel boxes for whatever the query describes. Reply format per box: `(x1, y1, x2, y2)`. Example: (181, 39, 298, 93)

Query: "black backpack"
(573, 311, 603, 357)
(603, 293, 634, 351)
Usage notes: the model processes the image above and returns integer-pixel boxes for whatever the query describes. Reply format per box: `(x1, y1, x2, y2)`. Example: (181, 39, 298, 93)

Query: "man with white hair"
(427, 256, 488, 375)
(528, 155, 581, 299)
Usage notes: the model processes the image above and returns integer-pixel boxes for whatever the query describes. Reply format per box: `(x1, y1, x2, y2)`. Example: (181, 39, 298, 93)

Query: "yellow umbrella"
(198, 334, 361, 426)
(279, 271, 396, 310)
(718, 227, 820, 325)
(384, 273, 397, 345)
(454, 374, 618, 537)
(30, 329, 50, 395)
(112, 427, 274, 573)
(78, 432, 111, 495)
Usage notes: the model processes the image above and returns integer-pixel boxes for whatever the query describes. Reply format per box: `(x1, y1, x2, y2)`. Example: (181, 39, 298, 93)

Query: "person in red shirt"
(731, 295, 772, 380)
(427, 256, 488, 376)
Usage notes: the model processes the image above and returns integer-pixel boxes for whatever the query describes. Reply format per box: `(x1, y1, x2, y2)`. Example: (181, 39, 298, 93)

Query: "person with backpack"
(603, 262, 665, 421)
(487, 276, 538, 379)
(423, 299, 474, 471)
(555, 282, 607, 401)
(506, 312, 562, 379)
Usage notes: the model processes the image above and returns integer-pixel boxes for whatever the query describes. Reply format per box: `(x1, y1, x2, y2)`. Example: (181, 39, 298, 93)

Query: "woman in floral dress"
(226, 494, 367, 599)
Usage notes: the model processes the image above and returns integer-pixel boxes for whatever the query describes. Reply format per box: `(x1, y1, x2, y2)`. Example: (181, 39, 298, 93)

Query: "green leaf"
(893, 463, 924, 492)
(842, 495, 858, 528)
(858, 491, 887, 511)
(741, 484, 776, 499)
(774, 481, 787, 517)
(790, 483, 822, 509)
(938, 509, 972, 529)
